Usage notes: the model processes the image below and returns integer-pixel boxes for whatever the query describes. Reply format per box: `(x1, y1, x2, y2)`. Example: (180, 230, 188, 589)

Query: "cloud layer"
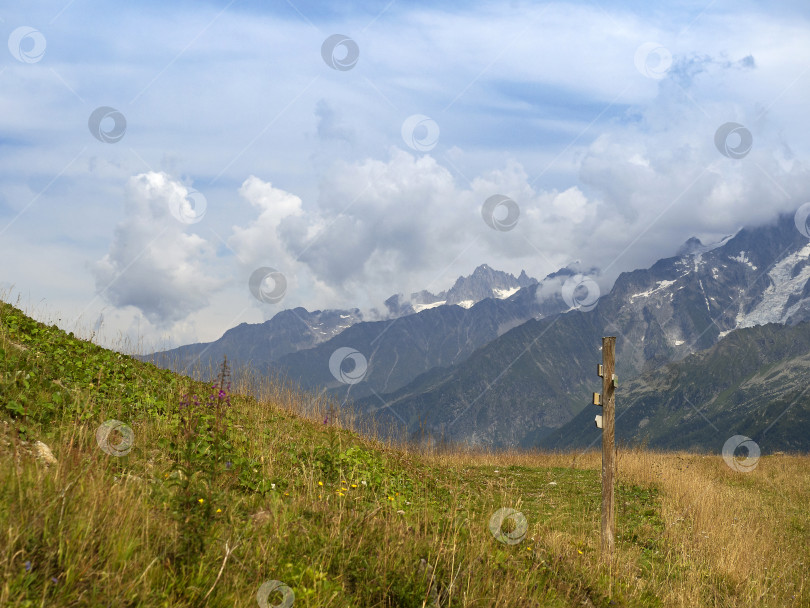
(1, 1, 809, 348)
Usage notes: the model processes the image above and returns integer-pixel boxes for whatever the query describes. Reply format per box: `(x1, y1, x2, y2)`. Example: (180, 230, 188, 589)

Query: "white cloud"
(92, 172, 224, 327)
(2, 1, 810, 348)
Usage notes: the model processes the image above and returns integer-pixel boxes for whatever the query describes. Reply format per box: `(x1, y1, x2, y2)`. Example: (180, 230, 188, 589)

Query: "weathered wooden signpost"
(593, 336, 616, 560)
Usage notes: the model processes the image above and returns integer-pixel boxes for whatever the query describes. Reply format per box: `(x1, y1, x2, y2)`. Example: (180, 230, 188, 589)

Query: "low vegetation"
(0, 299, 807, 607)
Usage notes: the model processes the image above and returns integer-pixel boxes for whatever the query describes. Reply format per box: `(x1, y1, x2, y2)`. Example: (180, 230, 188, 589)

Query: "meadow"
(0, 298, 807, 607)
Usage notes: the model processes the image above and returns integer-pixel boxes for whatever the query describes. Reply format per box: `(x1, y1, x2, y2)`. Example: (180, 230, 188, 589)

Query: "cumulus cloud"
(572, 56, 810, 275)
(94, 48, 810, 331)
(226, 151, 597, 308)
(5, 1, 810, 348)
(92, 172, 224, 327)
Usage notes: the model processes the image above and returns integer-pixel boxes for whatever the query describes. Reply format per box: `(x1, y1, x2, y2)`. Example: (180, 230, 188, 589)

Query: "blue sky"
(1, 0, 809, 352)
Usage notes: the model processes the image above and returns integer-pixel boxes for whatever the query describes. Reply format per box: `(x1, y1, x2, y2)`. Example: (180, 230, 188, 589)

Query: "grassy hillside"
(1, 300, 808, 607)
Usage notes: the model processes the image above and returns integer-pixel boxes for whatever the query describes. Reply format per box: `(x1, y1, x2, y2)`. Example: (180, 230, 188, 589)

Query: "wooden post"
(600, 336, 616, 560)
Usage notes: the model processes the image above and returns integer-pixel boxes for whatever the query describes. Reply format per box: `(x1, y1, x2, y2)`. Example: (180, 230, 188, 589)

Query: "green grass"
(1, 300, 807, 607)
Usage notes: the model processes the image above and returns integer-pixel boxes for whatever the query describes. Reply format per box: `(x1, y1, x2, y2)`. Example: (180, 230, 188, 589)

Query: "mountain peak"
(676, 237, 705, 256)
(444, 266, 537, 307)
(384, 265, 540, 315)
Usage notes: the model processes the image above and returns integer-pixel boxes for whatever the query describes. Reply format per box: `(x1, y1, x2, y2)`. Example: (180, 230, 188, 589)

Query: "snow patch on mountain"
(629, 279, 678, 301)
(695, 255, 711, 313)
(413, 300, 446, 313)
(737, 243, 810, 328)
(730, 251, 758, 270)
(493, 286, 520, 299)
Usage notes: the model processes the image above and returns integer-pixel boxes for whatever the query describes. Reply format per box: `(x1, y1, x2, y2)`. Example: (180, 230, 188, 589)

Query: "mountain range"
(361, 213, 810, 451)
(145, 212, 810, 453)
(145, 264, 554, 390)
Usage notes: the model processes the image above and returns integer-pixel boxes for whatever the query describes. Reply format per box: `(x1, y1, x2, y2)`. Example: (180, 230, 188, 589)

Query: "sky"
(1, 0, 809, 353)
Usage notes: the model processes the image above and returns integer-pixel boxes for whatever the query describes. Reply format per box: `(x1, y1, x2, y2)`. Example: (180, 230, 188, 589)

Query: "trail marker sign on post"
(593, 336, 616, 560)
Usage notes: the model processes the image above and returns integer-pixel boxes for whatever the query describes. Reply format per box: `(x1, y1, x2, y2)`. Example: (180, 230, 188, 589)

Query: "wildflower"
(198, 498, 204, 504)
(216, 508, 222, 513)
(337, 492, 345, 496)
(24, 561, 31, 572)
(318, 481, 323, 486)
(225, 461, 232, 469)
(577, 550, 583, 555)
(271, 483, 276, 490)
(51, 577, 58, 584)
(351, 484, 357, 488)
(361, 480, 367, 486)
(388, 497, 394, 501)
